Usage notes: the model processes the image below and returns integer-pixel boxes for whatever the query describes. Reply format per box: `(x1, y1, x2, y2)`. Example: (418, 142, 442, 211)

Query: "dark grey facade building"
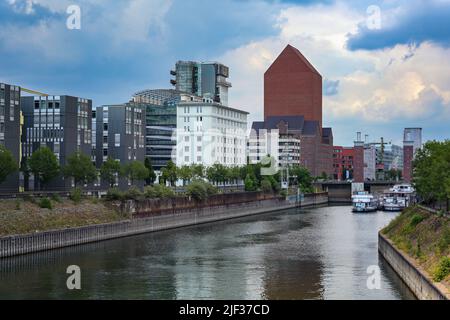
(171, 61, 231, 106)
(21, 95, 92, 190)
(94, 103, 145, 189)
(133, 89, 188, 171)
(0, 83, 22, 193)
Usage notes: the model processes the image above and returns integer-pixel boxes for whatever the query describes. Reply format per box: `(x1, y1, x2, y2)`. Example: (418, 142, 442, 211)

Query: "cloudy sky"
(1, 0, 450, 146)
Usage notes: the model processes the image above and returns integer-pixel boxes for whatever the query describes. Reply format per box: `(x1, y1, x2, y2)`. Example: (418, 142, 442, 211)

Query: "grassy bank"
(0, 198, 127, 237)
(381, 206, 450, 289)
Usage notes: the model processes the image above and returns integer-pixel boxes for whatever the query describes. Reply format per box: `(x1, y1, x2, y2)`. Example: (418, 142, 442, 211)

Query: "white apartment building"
(176, 98, 248, 167)
(248, 128, 301, 168)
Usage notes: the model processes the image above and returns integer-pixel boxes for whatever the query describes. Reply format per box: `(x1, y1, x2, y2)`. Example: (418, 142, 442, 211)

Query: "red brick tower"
(264, 44, 323, 128)
(403, 144, 414, 183)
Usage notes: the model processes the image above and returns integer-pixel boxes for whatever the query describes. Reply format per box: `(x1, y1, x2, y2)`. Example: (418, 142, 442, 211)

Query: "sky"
(1, 0, 450, 146)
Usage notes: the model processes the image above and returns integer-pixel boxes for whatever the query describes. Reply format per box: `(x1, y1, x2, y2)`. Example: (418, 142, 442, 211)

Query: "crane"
(371, 137, 392, 180)
(21, 87, 49, 97)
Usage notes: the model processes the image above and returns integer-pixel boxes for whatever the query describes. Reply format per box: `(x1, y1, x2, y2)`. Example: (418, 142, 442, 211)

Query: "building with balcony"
(171, 61, 232, 106)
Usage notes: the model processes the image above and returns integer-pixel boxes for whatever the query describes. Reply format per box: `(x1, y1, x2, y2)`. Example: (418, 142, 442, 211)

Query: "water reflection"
(0, 206, 415, 300)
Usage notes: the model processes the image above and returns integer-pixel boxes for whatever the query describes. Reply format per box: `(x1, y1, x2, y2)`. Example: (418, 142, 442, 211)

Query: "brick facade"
(264, 45, 323, 128)
(263, 44, 333, 177)
(353, 144, 365, 183)
(403, 145, 414, 183)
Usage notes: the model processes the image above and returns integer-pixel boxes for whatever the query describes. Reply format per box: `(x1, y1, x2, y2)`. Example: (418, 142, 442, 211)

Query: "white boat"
(381, 184, 416, 211)
(352, 192, 379, 213)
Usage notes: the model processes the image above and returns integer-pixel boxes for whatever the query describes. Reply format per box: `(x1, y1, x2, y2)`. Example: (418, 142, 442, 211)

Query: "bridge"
(317, 181, 401, 203)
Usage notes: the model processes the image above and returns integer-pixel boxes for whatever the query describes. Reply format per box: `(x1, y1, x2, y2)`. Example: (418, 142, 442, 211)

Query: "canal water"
(0, 205, 415, 300)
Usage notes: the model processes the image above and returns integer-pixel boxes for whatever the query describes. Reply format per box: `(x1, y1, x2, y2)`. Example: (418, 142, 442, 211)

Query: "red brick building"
(265, 45, 323, 128)
(333, 146, 355, 181)
(403, 144, 414, 183)
(259, 44, 334, 177)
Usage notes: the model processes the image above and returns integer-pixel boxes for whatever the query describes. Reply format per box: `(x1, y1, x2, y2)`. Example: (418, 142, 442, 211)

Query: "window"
(103, 148, 108, 156)
(103, 135, 108, 144)
(115, 134, 120, 147)
(185, 146, 189, 152)
(185, 156, 189, 162)
(103, 123, 108, 131)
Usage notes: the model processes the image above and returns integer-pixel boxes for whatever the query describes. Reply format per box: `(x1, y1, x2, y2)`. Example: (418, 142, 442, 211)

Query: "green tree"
(64, 151, 97, 187)
(161, 160, 178, 187)
(292, 165, 314, 194)
(123, 161, 149, 185)
(191, 164, 205, 179)
(144, 157, 157, 186)
(413, 140, 450, 210)
(0, 145, 18, 184)
(100, 157, 121, 188)
(177, 165, 193, 186)
(244, 174, 257, 191)
(29, 147, 60, 190)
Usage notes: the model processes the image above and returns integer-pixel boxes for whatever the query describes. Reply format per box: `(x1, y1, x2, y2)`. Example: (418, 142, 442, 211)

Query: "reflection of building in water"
(262, 259, 324, 300)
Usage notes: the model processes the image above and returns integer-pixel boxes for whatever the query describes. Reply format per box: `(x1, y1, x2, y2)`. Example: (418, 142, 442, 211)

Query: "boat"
(381, 184, 416, 211)
(352, 192, 379, 213)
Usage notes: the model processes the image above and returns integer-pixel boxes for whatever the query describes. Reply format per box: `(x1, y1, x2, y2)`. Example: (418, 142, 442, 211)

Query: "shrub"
(70, 188, 83, 204)
(144, 184, 176, 199)
(433, 257, 450, 282)
(15, 200, 21, 211)
(280, 190, 288, 198)
(50, 194, 61, 203)
(39, 198, 53, 210)
(410, 214, 425, 228)
(186, 180, 218, 202)
(186, 181, 208, 202)
(106, 188, 124, 201)
(438, 226, 450, 253)
(261, 179, 273, 193)
(123, 186, 143, 200)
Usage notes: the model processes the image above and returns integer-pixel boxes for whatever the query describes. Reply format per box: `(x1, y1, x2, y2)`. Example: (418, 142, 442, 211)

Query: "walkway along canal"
(0, 205, 415, 299)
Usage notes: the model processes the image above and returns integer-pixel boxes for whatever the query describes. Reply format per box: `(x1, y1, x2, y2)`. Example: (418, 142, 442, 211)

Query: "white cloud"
(219, 1, 450, 139)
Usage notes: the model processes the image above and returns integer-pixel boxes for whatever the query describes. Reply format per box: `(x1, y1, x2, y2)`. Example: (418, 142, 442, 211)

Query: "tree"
(123, 161, 149, 185)
(161, 160, 177, 187)
(29, 147, 60, 190)
(228, 166, 241, 187)
(64, 151, 97, 187)
(144, 158, 156, 186)
(177, 165, 193, 186)
(100, 157, 121, 188)
(244, 174, 257, 191)
(0, 145, 18, 184)
(292, 165, 314, 194)
(191, 164, 205, 179)
(413, 140, 450, 210)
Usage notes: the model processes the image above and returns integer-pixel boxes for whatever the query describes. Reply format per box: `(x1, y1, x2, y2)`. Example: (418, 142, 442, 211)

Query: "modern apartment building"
(249, 119, 302, 169)
(21, 95, 92, 190)
(93, 103, 145, 189)
(0, 83, 22, 192)
(176, 98, 248, 168)
(171, 61, 232, 106)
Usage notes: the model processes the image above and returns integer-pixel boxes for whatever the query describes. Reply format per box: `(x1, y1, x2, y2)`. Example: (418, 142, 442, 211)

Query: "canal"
(0, 205, 415, 300)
